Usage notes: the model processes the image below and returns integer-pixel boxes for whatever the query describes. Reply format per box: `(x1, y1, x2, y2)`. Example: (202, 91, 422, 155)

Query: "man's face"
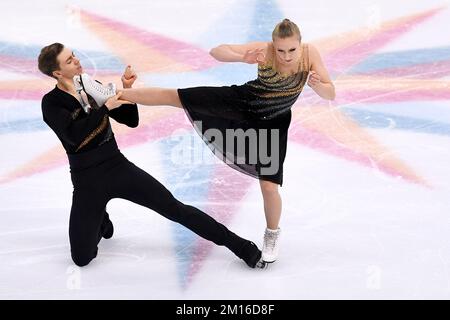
(53, 47, 83, 80)
(273, 36, 301, 67)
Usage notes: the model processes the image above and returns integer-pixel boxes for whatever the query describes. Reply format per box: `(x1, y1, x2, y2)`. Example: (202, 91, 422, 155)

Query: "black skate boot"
(101, 211, 114, 239)
(239, 241, 267, 269)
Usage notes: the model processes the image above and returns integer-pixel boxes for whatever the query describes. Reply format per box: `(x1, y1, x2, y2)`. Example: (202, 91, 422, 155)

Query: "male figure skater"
(38, 43, 264, 268)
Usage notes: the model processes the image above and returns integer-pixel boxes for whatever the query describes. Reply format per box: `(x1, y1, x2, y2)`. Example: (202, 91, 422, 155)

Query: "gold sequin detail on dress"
(245, 43, 310, 119)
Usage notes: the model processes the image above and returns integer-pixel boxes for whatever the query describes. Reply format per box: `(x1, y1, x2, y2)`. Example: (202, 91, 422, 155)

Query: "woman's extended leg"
(119, 87, 183, 108)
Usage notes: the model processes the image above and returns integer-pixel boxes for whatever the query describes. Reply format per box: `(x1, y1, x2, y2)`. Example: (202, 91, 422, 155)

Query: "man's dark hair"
(38, 43, 64, 79)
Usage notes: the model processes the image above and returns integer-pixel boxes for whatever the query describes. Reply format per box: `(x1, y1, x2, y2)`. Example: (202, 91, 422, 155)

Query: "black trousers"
(68, 140, 249, 267)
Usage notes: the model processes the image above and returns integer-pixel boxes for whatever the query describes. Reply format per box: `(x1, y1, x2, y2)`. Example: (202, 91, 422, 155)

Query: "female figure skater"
(80, 19, 335, 263)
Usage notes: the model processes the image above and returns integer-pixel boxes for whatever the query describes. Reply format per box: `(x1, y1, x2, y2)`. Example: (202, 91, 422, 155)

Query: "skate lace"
(74, 77, 83, 90)
(92, 81, 109, 94)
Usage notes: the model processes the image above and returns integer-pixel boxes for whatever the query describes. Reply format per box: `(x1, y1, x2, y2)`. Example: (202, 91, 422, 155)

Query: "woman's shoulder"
(301, 42, 315, 70)
(304, 43, 321, 57)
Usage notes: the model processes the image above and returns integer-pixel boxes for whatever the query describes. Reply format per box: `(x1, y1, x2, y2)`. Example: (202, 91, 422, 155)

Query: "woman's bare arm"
(209, 42, 269, 64)
(307, 44, 336, 100)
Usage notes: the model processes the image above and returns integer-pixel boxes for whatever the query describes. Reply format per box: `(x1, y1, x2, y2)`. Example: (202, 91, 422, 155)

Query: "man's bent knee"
(71, 247, 98, 267)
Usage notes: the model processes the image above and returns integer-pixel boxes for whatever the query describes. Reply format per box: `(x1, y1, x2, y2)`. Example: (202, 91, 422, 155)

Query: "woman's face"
(272, 35, 301, 67)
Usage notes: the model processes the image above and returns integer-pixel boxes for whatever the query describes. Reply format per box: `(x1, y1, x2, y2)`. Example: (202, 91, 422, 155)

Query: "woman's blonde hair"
(272, 19, 301, 42)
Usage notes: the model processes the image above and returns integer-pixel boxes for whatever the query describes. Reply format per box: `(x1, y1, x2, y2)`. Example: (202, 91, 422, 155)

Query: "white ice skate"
(262, 227, 281, 263)
(73, 73, 116, 107)
(73, 83, 92, 113)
